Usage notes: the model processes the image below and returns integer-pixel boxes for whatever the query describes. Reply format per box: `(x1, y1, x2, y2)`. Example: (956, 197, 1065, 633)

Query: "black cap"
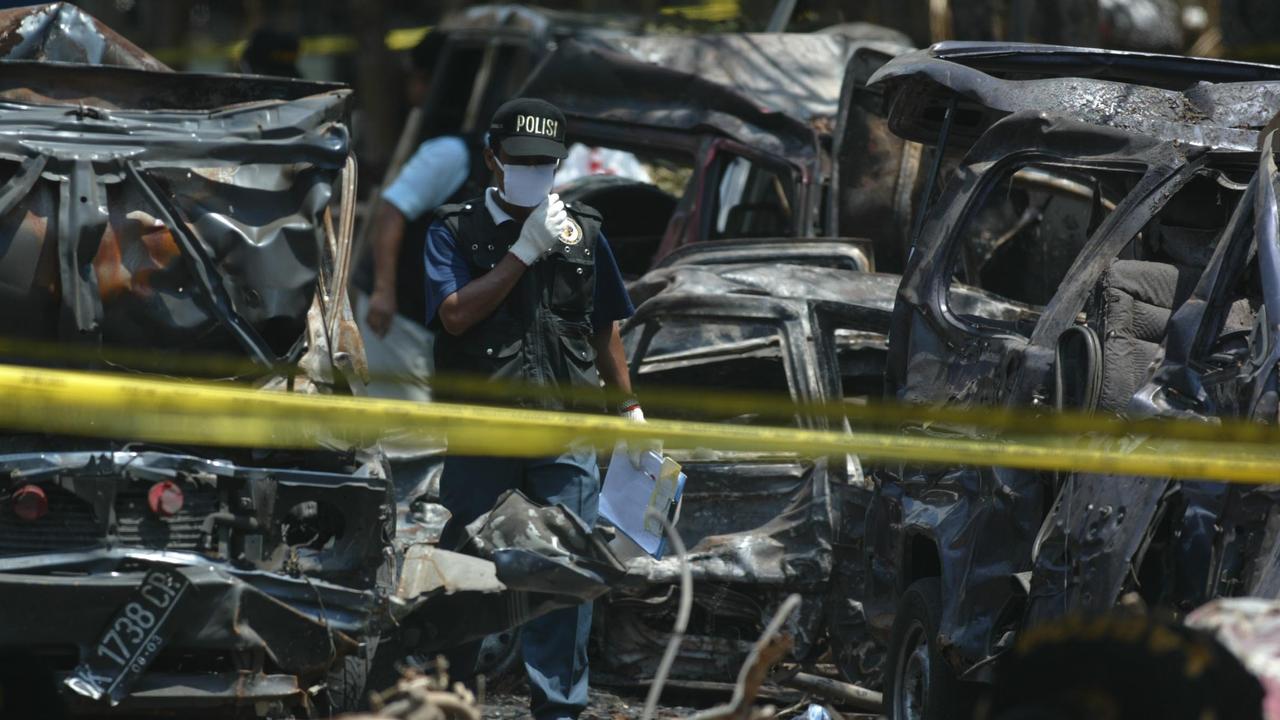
(488, 98, 568, 160)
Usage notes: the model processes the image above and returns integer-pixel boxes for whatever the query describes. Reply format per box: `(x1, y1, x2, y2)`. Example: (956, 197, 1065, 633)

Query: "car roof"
(926, 41, 1280, 87)
(870, 41, 1280, 153)
(628, 260, 1037, 331)
(520, 34, 854, 158)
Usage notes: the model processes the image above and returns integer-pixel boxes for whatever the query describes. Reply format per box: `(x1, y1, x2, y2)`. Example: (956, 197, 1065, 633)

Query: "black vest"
(432, 197, 605, 411)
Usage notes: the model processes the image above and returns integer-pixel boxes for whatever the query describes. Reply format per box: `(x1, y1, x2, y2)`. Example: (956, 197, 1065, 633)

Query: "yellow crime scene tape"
(4, 362, 1280, 485)
(4, 335, 1280, 450)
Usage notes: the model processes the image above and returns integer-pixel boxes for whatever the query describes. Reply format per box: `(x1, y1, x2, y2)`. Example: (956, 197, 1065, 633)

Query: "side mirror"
(1054, 325, 1103, 412)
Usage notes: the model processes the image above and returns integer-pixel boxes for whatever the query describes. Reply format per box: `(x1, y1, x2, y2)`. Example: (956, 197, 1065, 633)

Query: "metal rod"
(641, 509, 692, 720)
(783, 672, 883, 713)
(766, 0, 798, 32)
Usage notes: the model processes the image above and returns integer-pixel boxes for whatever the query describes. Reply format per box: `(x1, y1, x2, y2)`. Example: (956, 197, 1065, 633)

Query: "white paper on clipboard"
(599, 441, 686, 558)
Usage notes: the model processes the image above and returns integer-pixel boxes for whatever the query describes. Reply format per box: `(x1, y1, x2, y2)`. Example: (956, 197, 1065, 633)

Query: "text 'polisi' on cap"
(516, 115, 559, 137)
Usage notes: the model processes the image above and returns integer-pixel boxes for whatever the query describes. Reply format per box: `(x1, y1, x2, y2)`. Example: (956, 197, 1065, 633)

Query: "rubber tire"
(319, 650, 373, 716)
(885, 578, 966, 720)
(475, 628, 523, 688)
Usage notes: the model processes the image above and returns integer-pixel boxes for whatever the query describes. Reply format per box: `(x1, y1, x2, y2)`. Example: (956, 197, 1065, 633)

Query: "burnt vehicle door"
(869, 110, 1221, 709)
(600, 268, 893, 684)
(1024, 138, 1280, 627)
(830, 43, 924, 273)
(602, 294, 826, 683)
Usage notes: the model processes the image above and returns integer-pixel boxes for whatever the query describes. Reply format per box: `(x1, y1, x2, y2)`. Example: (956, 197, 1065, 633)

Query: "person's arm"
(366, 203, 407, 337)
(437, 254, 528, 335)
(437, 195, 566, 335)
(591, 321, 633, 397)
(368, 137, 471, 337)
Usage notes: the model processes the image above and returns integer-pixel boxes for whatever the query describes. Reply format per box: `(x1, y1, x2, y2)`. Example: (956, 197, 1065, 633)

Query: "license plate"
(64, 567, 191, 705)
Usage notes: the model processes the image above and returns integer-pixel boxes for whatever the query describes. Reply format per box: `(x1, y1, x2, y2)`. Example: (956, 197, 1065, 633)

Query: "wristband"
(618, 397, 641, 414)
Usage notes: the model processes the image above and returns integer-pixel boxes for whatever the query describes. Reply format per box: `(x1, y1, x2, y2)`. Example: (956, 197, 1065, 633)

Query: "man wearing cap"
(424, 98, 644, 719)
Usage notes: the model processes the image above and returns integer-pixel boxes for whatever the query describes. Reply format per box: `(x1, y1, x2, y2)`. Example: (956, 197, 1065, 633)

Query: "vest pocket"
(557, 332, 603, 410)
(461, 325, 523, 377)
(558, 332, 597, 366)
(549, 256, 595, 313)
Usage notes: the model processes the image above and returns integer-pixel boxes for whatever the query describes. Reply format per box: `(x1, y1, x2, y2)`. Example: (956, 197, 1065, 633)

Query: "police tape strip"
(5, 363, 1280, 485)
(7, 331, 1280, 449)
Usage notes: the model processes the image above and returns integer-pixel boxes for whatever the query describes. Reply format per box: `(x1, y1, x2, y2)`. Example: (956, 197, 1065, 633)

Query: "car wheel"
(885, 578, 965, 720)
(319, 647, 374, 716)
(475, 628, 523, 685)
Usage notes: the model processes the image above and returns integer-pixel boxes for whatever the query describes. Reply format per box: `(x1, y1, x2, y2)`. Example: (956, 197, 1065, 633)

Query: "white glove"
(508, 193, 567, 266)
(623, 404, 663, 470)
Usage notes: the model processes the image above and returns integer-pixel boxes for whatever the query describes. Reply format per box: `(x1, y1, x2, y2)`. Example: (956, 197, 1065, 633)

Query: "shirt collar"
(484, 187, 515, 226)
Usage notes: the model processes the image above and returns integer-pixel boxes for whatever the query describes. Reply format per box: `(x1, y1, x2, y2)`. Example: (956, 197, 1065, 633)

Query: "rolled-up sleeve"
(423, 221, 472, 327)
(382, 136, 470, 221)
(590, 233, 635, 332)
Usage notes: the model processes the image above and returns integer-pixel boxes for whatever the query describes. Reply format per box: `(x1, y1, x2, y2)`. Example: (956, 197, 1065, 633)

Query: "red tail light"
(13, 484, 48, 522)
(147, 480, 184, 517)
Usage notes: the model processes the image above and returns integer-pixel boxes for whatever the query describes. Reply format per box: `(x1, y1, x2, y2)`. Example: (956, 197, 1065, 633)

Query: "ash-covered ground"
(481, 686, 699, 719)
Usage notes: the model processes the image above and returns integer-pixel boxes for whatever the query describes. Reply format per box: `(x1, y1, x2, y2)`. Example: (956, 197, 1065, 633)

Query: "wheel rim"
(894, 619, 930, 720)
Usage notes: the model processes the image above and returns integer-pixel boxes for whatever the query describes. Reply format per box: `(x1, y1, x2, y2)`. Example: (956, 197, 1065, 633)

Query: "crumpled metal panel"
(520, 37, 826, 161)
(0, 3, 167, 71)
(1024, 470, 1171, 626)
(0, 3, 353, 370)
(462, 488, 626, 597)
(0, 90, 351, 366)
(600, 34, 854, 124)
(622, 462, 834, 587)
(386, 491, 629, 657)
(395, 543, 504, 600)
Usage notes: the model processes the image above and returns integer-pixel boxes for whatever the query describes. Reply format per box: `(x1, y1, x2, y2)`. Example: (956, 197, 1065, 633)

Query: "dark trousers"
(438, 446, 599, 720)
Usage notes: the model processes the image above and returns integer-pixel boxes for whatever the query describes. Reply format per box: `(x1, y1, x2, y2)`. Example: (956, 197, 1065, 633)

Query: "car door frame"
(868, 110, 1209, 671)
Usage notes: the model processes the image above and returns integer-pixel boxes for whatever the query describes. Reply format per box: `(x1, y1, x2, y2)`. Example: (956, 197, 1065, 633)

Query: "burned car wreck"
(853, 41, 1280, 719)
(0, 4, 387, 714)
(520, 30, 923, 276)
(0, 4, 614, 716)
(592, 245, 1029, 690)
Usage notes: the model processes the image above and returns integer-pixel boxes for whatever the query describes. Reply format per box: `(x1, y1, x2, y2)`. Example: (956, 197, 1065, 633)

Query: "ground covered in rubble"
(481, 687, 698, 719)
(478, 684, 871, 719)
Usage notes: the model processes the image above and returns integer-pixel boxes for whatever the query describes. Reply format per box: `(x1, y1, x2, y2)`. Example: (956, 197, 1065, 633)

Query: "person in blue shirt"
(366, 31, 471, 337)
(424, 98, 645, 720)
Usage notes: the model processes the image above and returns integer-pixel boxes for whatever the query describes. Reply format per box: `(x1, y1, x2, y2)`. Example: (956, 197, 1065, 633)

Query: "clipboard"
(599, 441, 686, 558)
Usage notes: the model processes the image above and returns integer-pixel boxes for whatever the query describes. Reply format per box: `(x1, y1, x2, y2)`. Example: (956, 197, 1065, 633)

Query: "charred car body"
(858, 42, 1280, 719)
(520, 31, 924, 276)
(0, 5, 386, 715)
(0, 5, 615, 716)
(595, 245, 1027, 688)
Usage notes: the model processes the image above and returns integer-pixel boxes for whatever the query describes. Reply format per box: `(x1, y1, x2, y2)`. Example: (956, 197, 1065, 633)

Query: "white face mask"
(495, 157, 557, 208)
